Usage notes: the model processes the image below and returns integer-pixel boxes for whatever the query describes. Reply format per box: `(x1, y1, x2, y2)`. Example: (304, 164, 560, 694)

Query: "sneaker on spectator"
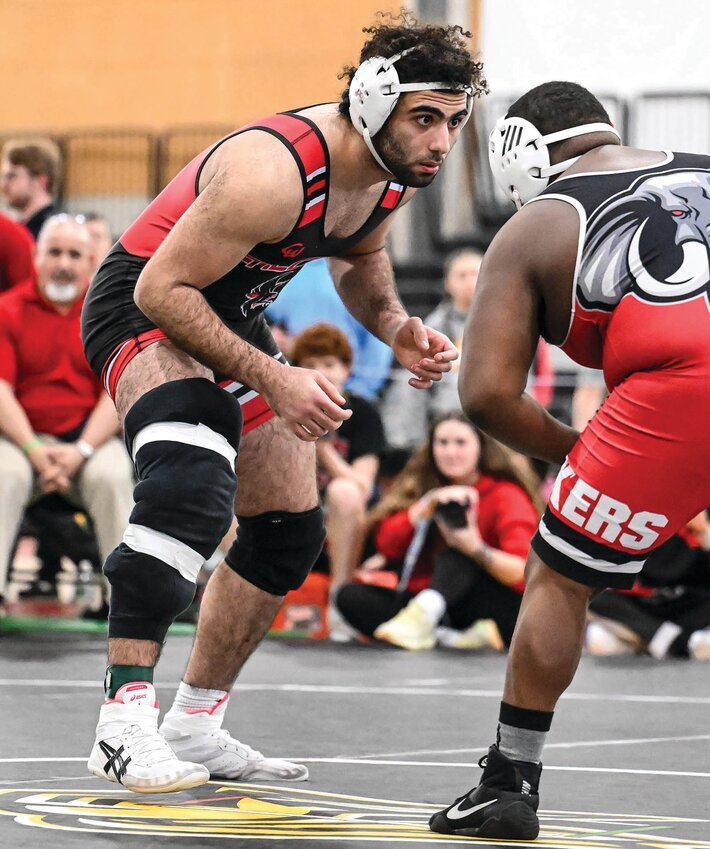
(585, 622, 635, 656)
(88, 682, 209, 793)
(374, 600, 436, 650)
(327, 602, 358, 643)
(160, 696, 308, 781)
(688, 628, 710, 660)
(437, 619, 505, 651)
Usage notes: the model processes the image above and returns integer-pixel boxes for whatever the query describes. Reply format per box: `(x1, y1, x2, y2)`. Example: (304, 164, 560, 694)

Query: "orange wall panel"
(0, 0, 401, 131)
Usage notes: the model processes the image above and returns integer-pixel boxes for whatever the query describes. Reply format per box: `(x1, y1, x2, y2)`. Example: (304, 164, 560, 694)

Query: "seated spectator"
(1, 138, 62, 239)
(586, 511, 710, 660)
(0, 215, 133, 610)
(290, 322, 386, 639)
(0, 211, 35, 293)
(266, 257, 394, 400)
(82, 212, 114, 274)
(336, 411, 542, 650)
(381, 249, 554, 449)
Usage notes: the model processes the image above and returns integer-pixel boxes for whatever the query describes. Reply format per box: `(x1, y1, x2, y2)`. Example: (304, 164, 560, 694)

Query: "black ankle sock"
(105, 665, 154, 698)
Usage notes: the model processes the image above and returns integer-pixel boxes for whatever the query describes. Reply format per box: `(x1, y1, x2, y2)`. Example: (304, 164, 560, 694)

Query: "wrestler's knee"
(225, 506, 326, 596)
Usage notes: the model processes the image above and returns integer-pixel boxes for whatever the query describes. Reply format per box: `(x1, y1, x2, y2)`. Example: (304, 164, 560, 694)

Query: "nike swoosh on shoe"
(446, 797, 498, 821)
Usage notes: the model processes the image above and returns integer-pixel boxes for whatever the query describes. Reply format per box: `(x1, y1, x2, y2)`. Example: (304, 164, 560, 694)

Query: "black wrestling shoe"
(429, 745, 541, 840)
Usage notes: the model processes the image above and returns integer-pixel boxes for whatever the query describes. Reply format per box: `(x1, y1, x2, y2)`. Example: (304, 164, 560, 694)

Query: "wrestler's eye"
(670, 209, 688, 218)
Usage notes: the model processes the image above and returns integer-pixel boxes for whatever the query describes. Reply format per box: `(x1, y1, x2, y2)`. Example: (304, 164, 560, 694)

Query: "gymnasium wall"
(0, 0, 403, 131)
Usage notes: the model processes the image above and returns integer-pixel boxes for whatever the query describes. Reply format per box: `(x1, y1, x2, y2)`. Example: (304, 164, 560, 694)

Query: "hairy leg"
(324, 477, 367, 590)
(184, 415, 317, 690)
(108, 340, 212, 668)
(503, 551, 597, 711)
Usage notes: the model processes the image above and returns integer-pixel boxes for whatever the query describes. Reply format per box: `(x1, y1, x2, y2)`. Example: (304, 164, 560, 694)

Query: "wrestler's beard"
(374, 130, 443, 188)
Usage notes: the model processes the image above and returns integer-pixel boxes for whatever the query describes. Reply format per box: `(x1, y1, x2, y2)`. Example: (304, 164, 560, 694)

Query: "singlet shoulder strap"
(379, 181, 406, 211)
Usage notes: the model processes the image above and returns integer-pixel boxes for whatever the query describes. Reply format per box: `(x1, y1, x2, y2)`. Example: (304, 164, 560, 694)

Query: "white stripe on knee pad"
(131, 421, 238, 466)
(122, 523, 204, 583)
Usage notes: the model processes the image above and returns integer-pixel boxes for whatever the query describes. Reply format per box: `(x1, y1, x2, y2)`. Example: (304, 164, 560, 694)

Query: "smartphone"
(433, 499, 469, 529)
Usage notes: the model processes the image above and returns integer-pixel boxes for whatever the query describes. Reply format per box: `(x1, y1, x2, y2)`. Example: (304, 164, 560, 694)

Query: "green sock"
(104, 665, 154, 698)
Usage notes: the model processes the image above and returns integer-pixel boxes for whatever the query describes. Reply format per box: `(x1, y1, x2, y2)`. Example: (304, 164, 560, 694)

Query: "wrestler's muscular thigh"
(114, 339, 212, 422)
(236, 415, 317, 515)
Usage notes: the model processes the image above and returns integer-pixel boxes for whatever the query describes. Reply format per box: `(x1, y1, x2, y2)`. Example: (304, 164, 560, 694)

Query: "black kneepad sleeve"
(225, 507, 325, 596)
(105, 545, 196, 642)
(124, 378, 242, 558)
(107, 378, 243, 641)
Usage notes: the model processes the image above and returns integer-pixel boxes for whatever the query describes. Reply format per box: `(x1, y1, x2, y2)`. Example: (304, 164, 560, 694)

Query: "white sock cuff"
(414, 589, 446, 624)
(172, 681, 229, 711)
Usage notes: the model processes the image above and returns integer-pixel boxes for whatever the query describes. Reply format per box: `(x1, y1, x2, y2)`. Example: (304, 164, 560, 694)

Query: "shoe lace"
(212, 728, 264, 761)
(125, 720, 177, 763)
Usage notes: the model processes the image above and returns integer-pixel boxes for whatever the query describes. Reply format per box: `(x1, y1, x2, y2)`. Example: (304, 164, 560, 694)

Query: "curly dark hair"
(507, 81, 612, 136)
(338, 8, 487, 120)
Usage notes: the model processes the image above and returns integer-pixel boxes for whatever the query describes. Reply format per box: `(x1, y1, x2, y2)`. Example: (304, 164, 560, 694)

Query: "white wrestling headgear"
(349, 47, 474, 173)
(488, 116, 621, 209)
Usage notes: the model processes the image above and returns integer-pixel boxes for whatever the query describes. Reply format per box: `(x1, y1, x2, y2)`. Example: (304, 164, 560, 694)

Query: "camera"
(433, 499, 470, 529)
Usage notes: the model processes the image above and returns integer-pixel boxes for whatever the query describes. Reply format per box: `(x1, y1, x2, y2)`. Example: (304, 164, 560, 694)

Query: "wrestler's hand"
(265, 365, 352, 442)
(391, 317, 459, 389)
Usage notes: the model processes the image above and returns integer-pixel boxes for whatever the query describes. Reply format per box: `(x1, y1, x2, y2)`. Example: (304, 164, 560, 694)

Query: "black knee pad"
(225, 506, 325, 596)
(107, 378, 242, 641)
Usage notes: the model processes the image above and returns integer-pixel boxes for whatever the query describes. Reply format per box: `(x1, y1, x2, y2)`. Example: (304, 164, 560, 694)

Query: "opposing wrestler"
(429, 81, 710, 840)
(82, 11, 486, 793)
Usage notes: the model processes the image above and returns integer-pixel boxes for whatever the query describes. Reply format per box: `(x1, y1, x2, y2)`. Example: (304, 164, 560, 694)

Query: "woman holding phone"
(336, 411, 542, 650)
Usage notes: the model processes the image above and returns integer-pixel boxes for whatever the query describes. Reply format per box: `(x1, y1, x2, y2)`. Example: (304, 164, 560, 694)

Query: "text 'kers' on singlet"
(116, 110, 406, 324)
(529, 151, 710, 389)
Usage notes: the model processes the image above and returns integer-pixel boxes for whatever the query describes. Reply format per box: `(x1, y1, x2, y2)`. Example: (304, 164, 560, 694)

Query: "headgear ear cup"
(349, 48, 474, 174)
(489, 116, 621, 208)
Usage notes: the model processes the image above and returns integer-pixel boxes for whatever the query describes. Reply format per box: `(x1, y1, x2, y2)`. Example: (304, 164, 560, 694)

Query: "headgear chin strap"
(349, 47, 473, 174)
(489, 116, 621, 208)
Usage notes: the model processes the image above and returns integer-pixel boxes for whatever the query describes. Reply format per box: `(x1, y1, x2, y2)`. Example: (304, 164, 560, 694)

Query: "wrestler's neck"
(305, 104, 391, 190)
(549, 138, 665, 182)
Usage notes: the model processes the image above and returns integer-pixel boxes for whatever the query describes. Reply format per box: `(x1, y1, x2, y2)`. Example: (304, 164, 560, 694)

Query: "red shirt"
(374, 475, 539, 593)
(0, 280, 101, 434)
(0, 212, 35, 293)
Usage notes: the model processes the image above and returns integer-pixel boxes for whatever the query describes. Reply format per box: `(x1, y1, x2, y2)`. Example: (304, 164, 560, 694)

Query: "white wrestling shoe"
(160, 695, 309, 781)
(87, 682, 209, 794)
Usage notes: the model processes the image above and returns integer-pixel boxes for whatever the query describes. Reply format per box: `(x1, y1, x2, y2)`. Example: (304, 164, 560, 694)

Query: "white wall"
(482, 0, 710, 98)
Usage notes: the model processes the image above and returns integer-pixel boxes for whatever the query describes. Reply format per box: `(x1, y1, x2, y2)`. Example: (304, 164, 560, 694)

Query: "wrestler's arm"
(134, 132, 349, 439)
(328, 216, 457, 388)
(458, 207, 579, 464)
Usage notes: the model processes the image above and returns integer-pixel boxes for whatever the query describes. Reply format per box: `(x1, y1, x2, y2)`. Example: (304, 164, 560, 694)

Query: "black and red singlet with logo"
(82, 109, 406, 384)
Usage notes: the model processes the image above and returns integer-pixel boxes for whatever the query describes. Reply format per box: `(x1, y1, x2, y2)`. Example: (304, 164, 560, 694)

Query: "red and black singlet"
(115, 110, 406, 324)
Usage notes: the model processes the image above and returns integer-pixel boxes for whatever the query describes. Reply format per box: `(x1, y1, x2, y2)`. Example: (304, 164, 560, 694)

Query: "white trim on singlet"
(123, 523, 204, 583)
(306, 166, 326, 182)
(304, 194, 326, 210)
(131, 421, 237, 466)
(538, 519, 644, 574)
(102, 339, 131, 394)
(524, 193, 587, 347)
(551, 151, 673, 184)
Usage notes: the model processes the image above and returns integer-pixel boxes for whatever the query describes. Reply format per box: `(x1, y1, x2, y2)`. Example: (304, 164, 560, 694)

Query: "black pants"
(590, 586, 710, 654)
(337, 546, 522, 646)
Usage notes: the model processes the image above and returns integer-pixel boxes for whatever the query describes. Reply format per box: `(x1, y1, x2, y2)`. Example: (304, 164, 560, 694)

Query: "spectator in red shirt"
(0, 215, 133, 605)
(0, 211, 35, 293)
(336, 411, 542, 649)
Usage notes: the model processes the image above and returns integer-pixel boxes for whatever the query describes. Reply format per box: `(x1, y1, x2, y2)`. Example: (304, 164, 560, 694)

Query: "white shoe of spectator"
(160, 697, 308, 781)
(436, 619, 505, 651)
(88, 682, 209, 793)
(327, 602, 358, 643)
(688, 628, 710, 660)
(584, 622, 635, 656)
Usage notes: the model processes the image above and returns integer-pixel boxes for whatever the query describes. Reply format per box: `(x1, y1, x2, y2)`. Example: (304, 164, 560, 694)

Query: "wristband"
(76, 439, 95, 460)
(20, 436, 42, 454)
